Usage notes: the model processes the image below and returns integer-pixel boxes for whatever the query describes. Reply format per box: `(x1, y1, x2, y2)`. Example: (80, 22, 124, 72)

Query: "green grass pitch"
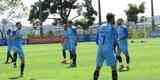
(0, 39, 160, 80)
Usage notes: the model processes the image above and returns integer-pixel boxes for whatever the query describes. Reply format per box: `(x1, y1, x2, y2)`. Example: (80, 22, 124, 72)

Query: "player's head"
(7, 29, 11, 35)
(117, 18, 124, 25)
(68, 21, 73, 27)
(16, 22, 22, 30)
(106, 13, 115, 25)
(64, 21, 68, 30)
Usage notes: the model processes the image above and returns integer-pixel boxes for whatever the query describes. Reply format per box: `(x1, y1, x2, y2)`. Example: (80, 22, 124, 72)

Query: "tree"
(29, 0, 96, 25)
(0, 0, 26, 39)
(0, 0, 25, 14)
(125, 2, 145, 23)
(73, 0, 97, 30)
(29, 0, 77, 22)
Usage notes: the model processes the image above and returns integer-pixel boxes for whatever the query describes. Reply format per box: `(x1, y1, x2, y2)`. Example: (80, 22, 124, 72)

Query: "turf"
(0, 38, 160, 80)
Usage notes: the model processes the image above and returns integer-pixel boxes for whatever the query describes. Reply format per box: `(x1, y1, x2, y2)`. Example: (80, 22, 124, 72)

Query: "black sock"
(62, 49, 66, 59)
(125, 55, 130, 64)
(6, 53, 10, 62)
(116, 56, 122, 63)
(112, 70, 118, 80)
(13, 52, 17, 65)
(93, 70, 99, 80)
(8, 53, 13, 62)
(20, 63, 25, 76)
(72, 54, 77, 65)
(70, 52, 73, 60)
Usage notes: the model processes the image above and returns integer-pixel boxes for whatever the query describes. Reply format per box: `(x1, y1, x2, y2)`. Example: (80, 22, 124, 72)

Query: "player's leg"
(20, 57, 25, 77)
(17, 47, 25, 77)
(5, 49, 13, 64)
(69, 48, 77, 67)
(116, 49, 123, 71)
(123, 41, 130, 70)
(116, 43, 124, 71)
(105, 51, 118, 80)
(13, 51, 17, 68)
(124, 53, 130, 70)
(68, 41, 77, 67)
(93, 66, 101, 80)
(111, 65, 118, 80)
(93, 51, 104, 80)
(61, 49, 67, 64)
(116, 48, 122, 64)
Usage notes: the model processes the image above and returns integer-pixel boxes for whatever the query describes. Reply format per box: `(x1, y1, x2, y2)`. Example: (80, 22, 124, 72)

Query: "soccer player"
(12, 22, 25, 77)
(61, 22, 72, 64)
(116, 18, 130, 71)
(5, 29, 14, 64)
(64, 21, 78, 68)
(93, 13, 118, 80)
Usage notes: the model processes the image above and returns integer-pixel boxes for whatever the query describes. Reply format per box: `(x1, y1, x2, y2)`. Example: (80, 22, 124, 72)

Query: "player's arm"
(96, 29, 99, 45)
(72, 26, 78, 45)
(113, 28, 119, 52)
(61, 35, 65, 44)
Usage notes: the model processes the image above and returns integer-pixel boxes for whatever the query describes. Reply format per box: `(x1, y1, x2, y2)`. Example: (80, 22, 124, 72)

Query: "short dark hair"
(106, 13, 115, 24)
(68, 21, 73, 24)
(117, 18, 124, 22)
(16, 22, 22, 26)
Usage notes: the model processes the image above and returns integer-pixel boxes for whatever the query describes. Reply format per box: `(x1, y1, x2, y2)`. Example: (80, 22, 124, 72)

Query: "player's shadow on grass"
(8, 76, 22, 80)
(8, 76, 37, 80)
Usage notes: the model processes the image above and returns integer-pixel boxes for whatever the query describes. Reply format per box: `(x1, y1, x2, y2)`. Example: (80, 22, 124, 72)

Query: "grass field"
(0, 38, 160, 80)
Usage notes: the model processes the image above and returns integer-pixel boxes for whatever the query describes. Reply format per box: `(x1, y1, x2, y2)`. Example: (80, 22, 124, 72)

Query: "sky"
(23, 0, 160, 22)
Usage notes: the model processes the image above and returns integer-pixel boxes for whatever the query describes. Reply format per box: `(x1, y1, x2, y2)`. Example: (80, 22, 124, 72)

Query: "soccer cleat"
(119, 65, 124, 72)
(61, 60, 70, 64)
(4, 61, 10, 64)
(13, 62, 17, 68)
(20, 74, 23, 78)
(68, 64, 77, 68)
(125, 65, 130, 71)
(67, 59, 72, 64)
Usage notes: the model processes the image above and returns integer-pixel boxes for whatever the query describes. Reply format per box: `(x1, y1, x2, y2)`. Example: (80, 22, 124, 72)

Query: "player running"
(93, 13, 118, 80)
(116, 18, 130, 71)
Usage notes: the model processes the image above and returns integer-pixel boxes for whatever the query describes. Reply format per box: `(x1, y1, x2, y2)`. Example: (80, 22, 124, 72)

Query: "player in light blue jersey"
(5, 29, 14, 64)
(11, 22, 25, 77)
(116, 18, 130, 71)
(62, 21, 77, 68)
(61, 23, 72, 64)
(93, 13, 118, 80)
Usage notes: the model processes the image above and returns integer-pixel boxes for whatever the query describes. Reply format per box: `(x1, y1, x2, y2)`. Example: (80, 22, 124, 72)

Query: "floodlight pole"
(98, 0, 102, 25)
(151, 0, 155, 31)
(39, 0, 43, 36)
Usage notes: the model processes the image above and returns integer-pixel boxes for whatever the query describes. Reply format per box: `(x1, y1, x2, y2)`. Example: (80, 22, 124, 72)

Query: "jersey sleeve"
(96, 28, 99, 45)
(124, 27, 128, 38)
(72, 26, 77, 35)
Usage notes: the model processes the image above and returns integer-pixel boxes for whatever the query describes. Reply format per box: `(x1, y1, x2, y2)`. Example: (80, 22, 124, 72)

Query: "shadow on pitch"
(8, 76, 37, 80)
(8, 76, 22, 80)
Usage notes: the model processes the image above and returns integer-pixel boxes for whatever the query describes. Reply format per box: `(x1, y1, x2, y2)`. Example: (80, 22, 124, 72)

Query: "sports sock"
(125, 55, 130, 64)
(20, 63, 25, 76)
(112, 70, 118, 80)
(116, 56, 122, 63)
(62, 49, 66, 59)
(93, 70, 99, 80)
